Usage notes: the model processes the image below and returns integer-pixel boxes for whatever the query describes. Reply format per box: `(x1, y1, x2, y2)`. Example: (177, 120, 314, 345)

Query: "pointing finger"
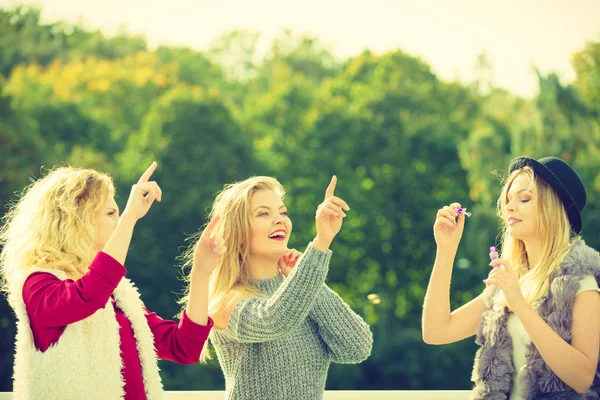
(324, 175, 337, 200)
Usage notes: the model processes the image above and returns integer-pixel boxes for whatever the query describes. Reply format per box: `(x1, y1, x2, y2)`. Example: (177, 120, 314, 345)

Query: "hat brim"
(509, 157, 582, 234)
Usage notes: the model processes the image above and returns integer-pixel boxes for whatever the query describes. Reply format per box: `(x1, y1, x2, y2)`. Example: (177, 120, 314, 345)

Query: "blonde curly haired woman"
(0, 162, 224, 400)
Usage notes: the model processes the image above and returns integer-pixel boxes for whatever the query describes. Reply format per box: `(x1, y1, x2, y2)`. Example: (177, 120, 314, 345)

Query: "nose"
(506, 198, 516, 212)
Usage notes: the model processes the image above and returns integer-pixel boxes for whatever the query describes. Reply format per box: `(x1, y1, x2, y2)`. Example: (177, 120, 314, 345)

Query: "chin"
(507, 228, 534, 242)
(507, 228, 521, 238)
(275, 246, 289, 256)
(252, 242, 288, 258)
(273, 243, 289, 254)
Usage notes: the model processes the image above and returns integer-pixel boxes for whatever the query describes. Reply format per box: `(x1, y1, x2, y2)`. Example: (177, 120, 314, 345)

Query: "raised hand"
(122, 161, 163, 222)
(314, 176, 350, 249)
(433, 202, 465, 252)
(192, 215, 226, 276)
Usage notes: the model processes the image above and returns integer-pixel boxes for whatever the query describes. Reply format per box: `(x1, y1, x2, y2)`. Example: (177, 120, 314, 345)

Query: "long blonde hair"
(179, 176, 285, 361)
(495, 166, 575, 308)
(0, 166, 114, 305)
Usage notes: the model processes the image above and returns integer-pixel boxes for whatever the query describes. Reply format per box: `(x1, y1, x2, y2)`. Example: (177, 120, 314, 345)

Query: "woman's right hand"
(314, 176, 349, 251)
(433, 203, 465, 251)
(122, 161, 163, 222)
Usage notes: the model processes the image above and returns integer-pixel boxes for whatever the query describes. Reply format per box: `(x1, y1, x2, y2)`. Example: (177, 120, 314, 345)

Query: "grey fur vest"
(470, 240, 600, 400)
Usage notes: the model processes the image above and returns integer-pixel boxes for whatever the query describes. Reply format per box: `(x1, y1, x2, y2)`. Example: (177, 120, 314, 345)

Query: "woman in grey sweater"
(181, 175, 372, 400)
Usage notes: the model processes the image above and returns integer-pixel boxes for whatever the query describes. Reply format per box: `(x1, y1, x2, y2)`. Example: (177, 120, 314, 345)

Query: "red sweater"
(22, 252, 212, 400)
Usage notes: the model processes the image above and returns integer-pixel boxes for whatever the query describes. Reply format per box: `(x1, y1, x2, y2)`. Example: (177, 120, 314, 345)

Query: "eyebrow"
(253, 205, 286, 212)
(507, 188, 532, 197)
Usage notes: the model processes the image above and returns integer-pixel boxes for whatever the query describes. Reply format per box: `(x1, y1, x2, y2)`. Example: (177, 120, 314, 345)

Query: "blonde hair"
(0, 166, 114, 304)
(494, 166, 575, 308)
(179, 176, 285, 361)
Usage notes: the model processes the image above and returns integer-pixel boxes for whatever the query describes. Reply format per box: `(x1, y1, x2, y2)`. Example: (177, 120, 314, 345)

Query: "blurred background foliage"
(1, 5, 599, 391)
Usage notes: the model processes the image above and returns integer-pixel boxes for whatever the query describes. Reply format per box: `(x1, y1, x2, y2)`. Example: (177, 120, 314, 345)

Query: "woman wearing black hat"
(422, 157, 600, 399)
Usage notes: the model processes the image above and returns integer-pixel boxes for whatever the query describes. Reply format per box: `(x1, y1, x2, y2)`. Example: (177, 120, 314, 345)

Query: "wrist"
(119, 211, 138, 226)
(436, 247, 458, 262)
(312, 236, 332, 252)
(190, 266, 211, 280)
(511, 296, 530, 315)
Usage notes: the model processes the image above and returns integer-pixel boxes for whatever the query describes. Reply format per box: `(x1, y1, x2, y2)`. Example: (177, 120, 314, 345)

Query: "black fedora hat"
(509, 156, 587, 234)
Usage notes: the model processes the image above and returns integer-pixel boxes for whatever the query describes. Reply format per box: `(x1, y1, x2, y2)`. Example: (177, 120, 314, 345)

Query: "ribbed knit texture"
(211, 243, 373, 400)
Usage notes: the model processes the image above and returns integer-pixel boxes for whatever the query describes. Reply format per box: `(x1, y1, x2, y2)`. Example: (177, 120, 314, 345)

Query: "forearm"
(310, 284, 372, 363)
(310, 284, 369, 335)
(515, 303, 595, 393)
(102, 214, 136, 265)
(146, 308, 212, 364)
(422, 249, 455, 340)
(185, 270, 209, 326)
(230, 243, 331, 342)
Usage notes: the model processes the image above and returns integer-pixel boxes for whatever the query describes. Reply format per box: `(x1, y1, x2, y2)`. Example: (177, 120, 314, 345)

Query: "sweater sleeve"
(145, 308, 213, 364)
(308, 284, 373, 363)
(222, 243, 331, 343)
(23, 251, 126, 329)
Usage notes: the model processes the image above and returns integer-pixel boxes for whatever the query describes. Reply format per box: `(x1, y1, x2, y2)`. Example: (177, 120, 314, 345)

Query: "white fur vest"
(8, 267, 164, 400)
(470, 240, 600, 400)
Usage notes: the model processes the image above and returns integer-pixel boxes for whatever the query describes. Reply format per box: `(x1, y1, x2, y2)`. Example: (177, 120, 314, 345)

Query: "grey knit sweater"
(211, 243, 373, 400)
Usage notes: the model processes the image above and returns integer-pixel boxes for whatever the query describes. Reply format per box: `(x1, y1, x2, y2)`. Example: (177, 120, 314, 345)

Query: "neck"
(248, 254, 281, 280)
(523, 238, 544, 270)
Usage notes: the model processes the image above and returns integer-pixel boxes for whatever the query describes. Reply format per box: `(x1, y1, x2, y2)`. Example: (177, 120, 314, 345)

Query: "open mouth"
(507, 218, 522, 226)
(268, 229, 286, 241)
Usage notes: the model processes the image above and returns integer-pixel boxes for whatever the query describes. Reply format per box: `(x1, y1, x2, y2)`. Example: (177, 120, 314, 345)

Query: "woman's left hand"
(484, 259, 527, 312)
(192, 215, 226, 276)
(278, 249, 302, 277)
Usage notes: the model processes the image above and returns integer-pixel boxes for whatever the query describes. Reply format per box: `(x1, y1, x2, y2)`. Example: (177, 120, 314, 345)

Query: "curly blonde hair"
(0, 166, 114, 304)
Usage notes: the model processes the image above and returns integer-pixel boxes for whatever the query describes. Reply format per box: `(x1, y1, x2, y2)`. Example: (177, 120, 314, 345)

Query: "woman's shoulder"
(560, 240, 600, 278)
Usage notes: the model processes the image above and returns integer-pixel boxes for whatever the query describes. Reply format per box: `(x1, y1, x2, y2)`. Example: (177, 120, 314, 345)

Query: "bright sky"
(3, 0, 599, 97)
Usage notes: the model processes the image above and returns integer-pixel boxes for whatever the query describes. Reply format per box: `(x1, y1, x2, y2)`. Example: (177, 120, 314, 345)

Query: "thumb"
(145, 192, 157, 209)
(457, 211, 466, 231)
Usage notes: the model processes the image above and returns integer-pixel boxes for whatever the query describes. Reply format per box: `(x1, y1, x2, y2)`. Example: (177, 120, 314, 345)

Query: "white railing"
(0, 391, 471, 399)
